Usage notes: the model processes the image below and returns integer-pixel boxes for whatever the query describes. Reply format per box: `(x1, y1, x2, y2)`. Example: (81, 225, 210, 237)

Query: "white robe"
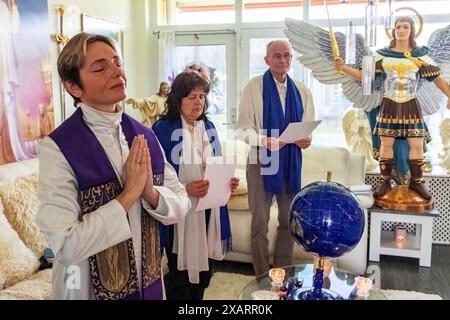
(172, 116, 225, 284)
(36, 103, 190, 300)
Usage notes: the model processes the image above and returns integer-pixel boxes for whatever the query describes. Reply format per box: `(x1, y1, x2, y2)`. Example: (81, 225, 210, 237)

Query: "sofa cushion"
(0, 159, 39, 182)
(227, 194, 249, 211)
(0, 269, 52, 300)
(0, 203, 40, 289)
(301, 146, 350, 186)
(221, 139, 250, 172)
(0, 173, 48, 258)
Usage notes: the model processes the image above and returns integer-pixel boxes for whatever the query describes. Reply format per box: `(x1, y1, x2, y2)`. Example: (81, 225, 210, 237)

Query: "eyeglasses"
(271, 54, 293, 61)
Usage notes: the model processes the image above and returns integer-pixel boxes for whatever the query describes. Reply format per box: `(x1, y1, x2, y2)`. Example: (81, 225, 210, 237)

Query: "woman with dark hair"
(153, 71, 239, 300)
(336, 16, 450, 200)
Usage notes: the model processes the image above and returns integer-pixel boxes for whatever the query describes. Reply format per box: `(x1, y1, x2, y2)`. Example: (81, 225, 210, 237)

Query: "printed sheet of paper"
(196, 156, 236, 211)
(278, 120, 322, 143)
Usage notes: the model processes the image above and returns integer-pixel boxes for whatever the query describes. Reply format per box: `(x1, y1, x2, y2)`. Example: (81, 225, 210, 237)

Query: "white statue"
(342, 108, 378, 171)
(284, 15, 450, 200)
(439, 117, 450, 173)
(125, 81, 169, 126)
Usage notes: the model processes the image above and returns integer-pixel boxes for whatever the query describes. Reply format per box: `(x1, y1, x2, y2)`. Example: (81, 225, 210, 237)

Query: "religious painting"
(0, 0, 55, 165)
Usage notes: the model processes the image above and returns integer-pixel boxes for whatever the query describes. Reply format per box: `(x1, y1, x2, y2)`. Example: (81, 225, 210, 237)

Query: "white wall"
(47, 0, 149, 126)
(131, 0, 159, 100)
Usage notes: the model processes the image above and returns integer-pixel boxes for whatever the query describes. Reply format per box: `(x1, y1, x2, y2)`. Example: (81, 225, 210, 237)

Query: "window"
(309, 0, 368, 20)
(247, 36, 348, 148)
(153, 0, 450, 171)
(243, 0, 303, 23)
(309, 0, 449, 20)
(157, 0, 235, 26)
(175, 44, 227, 128)
(174, 33, 236, 138)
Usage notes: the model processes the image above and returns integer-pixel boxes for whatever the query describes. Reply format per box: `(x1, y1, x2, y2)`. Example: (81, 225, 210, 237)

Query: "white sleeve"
(302, 87, 316, 122)
(236, 81, 265, 147)
(141, 141, 190, 225)
(36, 137, 132, 267)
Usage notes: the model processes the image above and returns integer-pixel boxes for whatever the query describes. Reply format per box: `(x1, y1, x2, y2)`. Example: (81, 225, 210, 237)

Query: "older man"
(236, 40, 315, 276)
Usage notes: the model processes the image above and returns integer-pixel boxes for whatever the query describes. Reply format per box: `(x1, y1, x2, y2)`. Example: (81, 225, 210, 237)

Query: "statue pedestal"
(369, 207, 439, 267)
(374, 185, 434, 211)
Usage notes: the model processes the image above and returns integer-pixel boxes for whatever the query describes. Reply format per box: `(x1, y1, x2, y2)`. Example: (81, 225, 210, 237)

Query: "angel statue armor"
(285, 15, 450, 204)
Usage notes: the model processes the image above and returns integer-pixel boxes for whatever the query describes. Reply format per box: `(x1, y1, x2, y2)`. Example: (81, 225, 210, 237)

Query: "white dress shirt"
(274, 76, 287, 114)
(37, 103, 190, 300)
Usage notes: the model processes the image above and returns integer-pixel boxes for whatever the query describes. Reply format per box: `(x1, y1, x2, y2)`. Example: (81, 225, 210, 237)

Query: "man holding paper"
(236, 40, 315, 276)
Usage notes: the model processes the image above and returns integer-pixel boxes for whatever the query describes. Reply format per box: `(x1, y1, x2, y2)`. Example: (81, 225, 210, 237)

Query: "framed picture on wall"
(81, 14, 124, 58)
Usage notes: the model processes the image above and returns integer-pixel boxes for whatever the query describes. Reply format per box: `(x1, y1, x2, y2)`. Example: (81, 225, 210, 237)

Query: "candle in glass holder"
(270, 280, 283, 298)
(355, 276, 372, 298)
(395, 226, 407, 247)
(269, 268, 286, 283)
(251, 290, 279, 300)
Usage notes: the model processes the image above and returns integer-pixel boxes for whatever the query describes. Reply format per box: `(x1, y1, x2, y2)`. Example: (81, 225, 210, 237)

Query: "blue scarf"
(262, 70, 303, 195)
(152, 117, 232, 254)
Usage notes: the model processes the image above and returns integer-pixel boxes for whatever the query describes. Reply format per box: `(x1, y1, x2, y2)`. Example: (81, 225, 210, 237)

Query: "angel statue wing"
(416, 25, 450, 116)
(284, 18, 383, 112)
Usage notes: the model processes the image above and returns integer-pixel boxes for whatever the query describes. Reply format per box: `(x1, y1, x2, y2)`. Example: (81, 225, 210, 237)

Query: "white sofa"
(0, 158, 52, 300)
(222, 140, 374, 275)
(0, 141, 372, 301)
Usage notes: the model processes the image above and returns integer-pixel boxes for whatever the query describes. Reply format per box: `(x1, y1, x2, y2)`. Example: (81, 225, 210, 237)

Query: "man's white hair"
(266, 40, 292, 56)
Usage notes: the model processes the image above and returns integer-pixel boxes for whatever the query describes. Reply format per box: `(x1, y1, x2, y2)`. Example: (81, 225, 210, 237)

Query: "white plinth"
(369, 207, 439, 267)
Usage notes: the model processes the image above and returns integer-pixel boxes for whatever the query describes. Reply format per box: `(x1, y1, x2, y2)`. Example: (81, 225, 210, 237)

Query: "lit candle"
(395, 226, 407, 247)
(270, 280, 283, 298)
(269, 268, 285, 283)
(355, 276, 372, 298)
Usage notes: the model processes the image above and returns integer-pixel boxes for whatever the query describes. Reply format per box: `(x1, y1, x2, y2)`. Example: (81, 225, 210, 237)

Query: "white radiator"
(365, 173, 450, 244)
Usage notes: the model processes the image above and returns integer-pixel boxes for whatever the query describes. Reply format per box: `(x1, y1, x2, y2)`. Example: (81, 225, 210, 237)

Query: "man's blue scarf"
(262, 70, 303, 195)
(152, 117, 232, 254)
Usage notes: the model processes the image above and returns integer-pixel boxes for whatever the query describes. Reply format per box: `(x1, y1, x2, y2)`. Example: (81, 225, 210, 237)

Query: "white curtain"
(157, 30, 176, 84)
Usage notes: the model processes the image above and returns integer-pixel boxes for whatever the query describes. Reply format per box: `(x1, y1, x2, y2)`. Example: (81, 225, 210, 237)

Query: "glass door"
(241, 29, 348, 148)
(175, 33, 236, 138)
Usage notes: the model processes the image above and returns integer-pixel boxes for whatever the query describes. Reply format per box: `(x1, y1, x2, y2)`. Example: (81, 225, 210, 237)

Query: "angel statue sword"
(324, 0, 344, 75)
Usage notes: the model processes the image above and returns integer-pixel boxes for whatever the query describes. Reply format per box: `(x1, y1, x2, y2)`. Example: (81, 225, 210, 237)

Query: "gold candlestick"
(52, 6, 69, 46)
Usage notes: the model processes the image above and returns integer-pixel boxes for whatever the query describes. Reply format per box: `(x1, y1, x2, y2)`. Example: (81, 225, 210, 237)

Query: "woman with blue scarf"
(153, 71, 239, 300)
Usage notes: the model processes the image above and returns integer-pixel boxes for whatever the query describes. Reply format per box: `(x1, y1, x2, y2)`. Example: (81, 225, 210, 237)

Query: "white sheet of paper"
(278, 120, 322, 143)
(196, 156, 236, 211)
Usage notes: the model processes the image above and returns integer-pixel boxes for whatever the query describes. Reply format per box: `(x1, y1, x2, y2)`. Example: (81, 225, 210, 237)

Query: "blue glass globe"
(289, 181, 365, 258)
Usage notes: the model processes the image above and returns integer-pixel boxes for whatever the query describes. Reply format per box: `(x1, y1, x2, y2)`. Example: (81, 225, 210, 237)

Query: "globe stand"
(289, 257, 344, 300)
(288, 171, 365, 300)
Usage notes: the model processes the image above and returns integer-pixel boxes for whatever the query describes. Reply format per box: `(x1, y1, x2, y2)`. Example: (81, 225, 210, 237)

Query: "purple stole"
(49, 108, 165, 300)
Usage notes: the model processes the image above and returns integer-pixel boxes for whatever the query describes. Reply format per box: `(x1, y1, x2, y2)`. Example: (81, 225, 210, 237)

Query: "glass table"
(238, 264, 386, 300)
